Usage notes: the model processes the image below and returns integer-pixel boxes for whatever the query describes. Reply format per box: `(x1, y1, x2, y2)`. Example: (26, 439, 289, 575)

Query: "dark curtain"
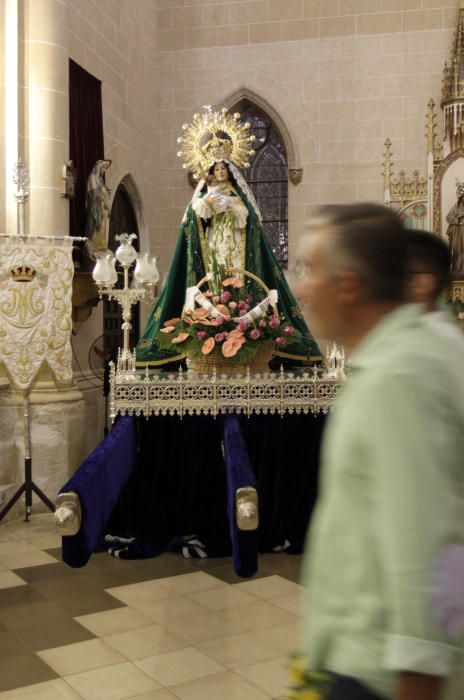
(69, 59, 104, 238)
(107, 412, 326, 555)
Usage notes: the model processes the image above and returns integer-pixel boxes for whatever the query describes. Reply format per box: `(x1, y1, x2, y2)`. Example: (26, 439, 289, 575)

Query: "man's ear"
(336, 270, 362, 305)
(410, 273, 436, 303)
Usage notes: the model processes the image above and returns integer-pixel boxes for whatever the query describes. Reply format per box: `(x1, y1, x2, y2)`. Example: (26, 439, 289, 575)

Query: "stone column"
(0, 0, 89, 521)
(21, 0, 69, 234)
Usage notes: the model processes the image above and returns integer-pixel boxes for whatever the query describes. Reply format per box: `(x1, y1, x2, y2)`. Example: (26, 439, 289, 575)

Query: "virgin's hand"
(205, 194, 221, 207)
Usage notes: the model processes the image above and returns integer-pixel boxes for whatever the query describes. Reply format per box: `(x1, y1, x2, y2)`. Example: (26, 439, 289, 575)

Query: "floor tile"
(0, 584, 47, 610)
(0, 540, 39, 556)
(0, 550, 58, 570)
(37, 638, 126, 676)
(15, 616, 96, 652)
(134, 594, 208, 624)
(64, 660, 160, 700)
(105, 579, 173, 606)
(161, 607, 248, 644)
(234, 575, 302, 599)
(104, 623, 189, 660)
(0, 678, 83, 699)
(134, 647, 225, 687)
(23, 534, 62, 550)
(185, 584, 256, 610)
(0, 571, 27, 589)
(268, 593, 300, 615)
(225, 600, 296, 631)
(31, 574, 126, 617)
(168, 670, 270, 699)
(15, 562, 79, 584)
(157, 571, 224, 595)
(129, 555, 192, 580)
(75, 606, 153, 637)
(199, 631, 282, 669)
(235, 655, 289, 697)
(254, 620, 299, 654)
(202, 564, 270, 585)
(0, 627, 31, 657)
(0, 653, 58, 692)
(127, 691, 178, 700)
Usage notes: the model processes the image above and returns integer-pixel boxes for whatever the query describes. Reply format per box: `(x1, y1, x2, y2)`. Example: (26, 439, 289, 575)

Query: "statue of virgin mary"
(136, 107, 320, 367)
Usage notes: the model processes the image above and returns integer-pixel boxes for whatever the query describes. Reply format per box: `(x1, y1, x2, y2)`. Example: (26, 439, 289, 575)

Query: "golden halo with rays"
(177, 105, 256, 181)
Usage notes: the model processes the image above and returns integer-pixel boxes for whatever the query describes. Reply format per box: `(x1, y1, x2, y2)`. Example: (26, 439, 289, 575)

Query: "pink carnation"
(197, 331, 207, 340)
(249, 329, 260, 340)
(275, 336, 285, 345)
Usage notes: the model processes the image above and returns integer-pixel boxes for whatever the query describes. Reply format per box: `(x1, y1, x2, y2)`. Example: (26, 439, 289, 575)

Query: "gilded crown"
(177, 105, 256, 180)
(10, 264, 37, 282)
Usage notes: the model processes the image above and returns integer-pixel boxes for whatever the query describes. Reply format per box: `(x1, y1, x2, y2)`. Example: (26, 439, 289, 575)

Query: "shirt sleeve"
(366, 371, 463, 677)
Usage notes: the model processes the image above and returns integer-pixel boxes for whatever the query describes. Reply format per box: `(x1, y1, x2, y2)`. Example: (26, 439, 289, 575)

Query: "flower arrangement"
(157, 277, 301, 365)
(286, 654, 332, 700)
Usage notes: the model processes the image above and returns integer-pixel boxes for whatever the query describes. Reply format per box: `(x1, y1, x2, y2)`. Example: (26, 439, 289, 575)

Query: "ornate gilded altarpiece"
(383, 4, 464, 320)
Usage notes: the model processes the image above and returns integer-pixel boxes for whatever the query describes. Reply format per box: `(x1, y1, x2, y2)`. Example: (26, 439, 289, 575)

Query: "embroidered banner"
(0, 236, 74, 390)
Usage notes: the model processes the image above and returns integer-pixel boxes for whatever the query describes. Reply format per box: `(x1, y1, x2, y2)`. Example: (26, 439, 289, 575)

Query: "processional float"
(55, 106, 345, 576)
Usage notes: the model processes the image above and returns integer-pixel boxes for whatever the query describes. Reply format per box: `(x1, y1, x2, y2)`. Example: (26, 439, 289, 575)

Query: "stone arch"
(222, 86, 300, 171)
(216, 70, 314, 174)
(107, 171, 149, 253)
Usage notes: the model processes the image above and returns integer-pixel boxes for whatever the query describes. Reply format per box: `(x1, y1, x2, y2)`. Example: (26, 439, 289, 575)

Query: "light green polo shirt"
(300, 304, 464, 699)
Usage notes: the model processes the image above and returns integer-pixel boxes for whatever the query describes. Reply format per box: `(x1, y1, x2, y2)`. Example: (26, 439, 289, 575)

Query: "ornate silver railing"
(109, 363, 345, 420)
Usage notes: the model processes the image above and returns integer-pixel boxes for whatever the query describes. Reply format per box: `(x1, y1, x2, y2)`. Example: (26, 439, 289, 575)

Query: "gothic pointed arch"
(223, 93, 290, 268)
(223, 87, 301, 174)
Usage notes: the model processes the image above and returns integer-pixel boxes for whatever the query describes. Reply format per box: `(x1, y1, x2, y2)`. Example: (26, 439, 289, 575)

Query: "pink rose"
(268, 316, 279, 329)
(283, 325, 295, 335)
(275, 336, 285, 345)
(228, 301, 238, 309)
(238, 320, 248, 331)
(238, 300, 247, 310)
(212, 295, 220, 303)
(215, 333, 225, 342)
(249, 329, 260, 340)
(197, 331, 207, 340)
(246, 295, 253, 304)
(238, 309, 247, 317)
(221, 291, 232, 302)
(258, 319, 267, 328)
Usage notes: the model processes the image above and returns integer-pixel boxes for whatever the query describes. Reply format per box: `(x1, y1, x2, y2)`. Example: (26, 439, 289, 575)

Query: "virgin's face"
(213, 162, 229, 183)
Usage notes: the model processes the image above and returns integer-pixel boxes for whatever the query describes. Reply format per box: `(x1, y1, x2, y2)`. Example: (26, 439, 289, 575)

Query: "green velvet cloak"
(136, 181, 321, 366)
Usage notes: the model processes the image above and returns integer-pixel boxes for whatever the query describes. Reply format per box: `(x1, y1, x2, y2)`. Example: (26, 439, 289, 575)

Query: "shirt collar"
(349, 304, 422, 371)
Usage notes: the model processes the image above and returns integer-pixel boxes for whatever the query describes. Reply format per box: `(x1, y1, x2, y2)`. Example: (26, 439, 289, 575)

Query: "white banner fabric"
(0, 238, 74, 390)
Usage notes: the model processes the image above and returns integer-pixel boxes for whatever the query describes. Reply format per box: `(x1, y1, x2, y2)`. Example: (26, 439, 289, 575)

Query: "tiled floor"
(0, 514, 303, 699)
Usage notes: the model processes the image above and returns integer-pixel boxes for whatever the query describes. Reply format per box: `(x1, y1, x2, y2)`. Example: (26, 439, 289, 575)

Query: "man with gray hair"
(295, 204, 464, 700)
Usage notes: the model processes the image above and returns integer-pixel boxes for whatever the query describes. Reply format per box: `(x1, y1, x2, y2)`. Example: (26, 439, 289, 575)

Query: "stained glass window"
(235, 100, 289, 268)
